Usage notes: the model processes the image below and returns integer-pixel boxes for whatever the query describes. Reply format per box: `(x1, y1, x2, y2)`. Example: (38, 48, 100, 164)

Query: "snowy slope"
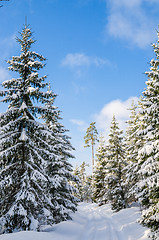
(0, 203, 150, 240)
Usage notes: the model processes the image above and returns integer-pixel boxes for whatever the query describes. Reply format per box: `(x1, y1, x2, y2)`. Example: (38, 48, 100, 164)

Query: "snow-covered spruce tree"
(124, 101, 143, 204)
(136, 31, 159, 239)
(84, 175, 93, 202)
(0, 25, 77, 233)
(79, 162, 93, 202)
(72, 162, 92, 202)
(93, 134, 108, 204)
(105, 115, 127, 212)
(41, 97, 78, 222)
(72, 165, 81, 200)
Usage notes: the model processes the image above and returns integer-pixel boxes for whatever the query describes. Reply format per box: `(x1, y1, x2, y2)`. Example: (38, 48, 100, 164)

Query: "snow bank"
(0, 203, 150, 240)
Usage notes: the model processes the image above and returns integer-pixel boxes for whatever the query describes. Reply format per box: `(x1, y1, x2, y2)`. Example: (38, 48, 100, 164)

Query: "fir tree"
(84, 122, 98, 175)
(105, 115, 127, 212)
(0, 24, 77, 233)
(72, 162, 92, 202)
(72, 165, 81, 200)
(79, 162, 92, 202)
(41, 97, 78, 222)
(84, 175, 93, 202)
(124, 101, 142, 203)
(93, 134, 108, 204)
(136, 30, 159, 239)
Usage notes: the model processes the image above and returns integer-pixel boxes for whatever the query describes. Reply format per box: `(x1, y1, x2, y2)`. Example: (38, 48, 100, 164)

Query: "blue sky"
(0, 0, 159, 173)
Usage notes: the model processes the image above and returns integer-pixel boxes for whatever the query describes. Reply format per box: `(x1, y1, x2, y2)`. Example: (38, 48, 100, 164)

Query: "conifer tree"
(0, 24, 77, 233)
(124, 101, 142, 203)
(136, 30, 159, 239)
(84, 175, 93, 202)
(72, 162, 92, 202)
(84, 122, 98, 174)
(41, 98, 78, 222)
(93, 134, 108, 204)
(104, 115, 126, 212)
(80, 162, 93, 202)
(72, 165, 81, 200)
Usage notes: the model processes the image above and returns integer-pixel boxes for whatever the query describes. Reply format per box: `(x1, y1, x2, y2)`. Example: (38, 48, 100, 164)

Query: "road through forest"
(0, 203, 149, 240)
(45, 203, 149, 240)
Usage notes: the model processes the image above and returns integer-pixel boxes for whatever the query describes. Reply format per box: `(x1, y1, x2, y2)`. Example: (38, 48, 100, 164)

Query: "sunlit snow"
(0, 203, 149, 240)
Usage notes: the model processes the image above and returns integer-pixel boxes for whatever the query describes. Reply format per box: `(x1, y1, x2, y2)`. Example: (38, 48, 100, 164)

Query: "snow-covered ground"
(0, 203, 150, 240)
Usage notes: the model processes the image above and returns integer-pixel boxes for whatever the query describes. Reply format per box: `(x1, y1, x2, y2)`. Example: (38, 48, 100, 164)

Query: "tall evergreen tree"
(41, 98, 78, 223)
(84, 122, 98, 174)
(104, 115, 126, 212)
(93, 134, 108, 204)
(0, 25, 77, 233)
(124, 101, 142, 203)
(136, 30, 159, 239)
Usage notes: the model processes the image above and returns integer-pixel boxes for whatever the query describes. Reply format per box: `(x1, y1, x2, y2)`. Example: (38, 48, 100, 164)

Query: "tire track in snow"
(77, 209, 97, 240)
(76, 204, 128, 240)
(96, 206, 127, 240)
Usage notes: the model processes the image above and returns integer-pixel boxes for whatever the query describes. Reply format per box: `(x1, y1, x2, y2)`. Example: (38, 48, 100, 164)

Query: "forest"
(0, 1, 159, 240)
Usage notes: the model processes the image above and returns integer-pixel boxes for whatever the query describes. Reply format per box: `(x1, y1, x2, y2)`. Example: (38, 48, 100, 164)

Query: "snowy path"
(75, 204, 126, 240)
(0, 203, 149, 240)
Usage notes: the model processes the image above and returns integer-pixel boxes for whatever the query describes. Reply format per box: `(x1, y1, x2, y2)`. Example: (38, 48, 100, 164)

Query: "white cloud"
(0, 34, 16, 59)
(95, 96, 139, 135)
(110, 0, 142, 9)
(0, 67, 10, 83)
(106, 0, 159, 48)
(72, 81, 86, 94)
(62, 53, 89, 67)
(61, 53, 110, 68)
(71, 119, 86, 126)
(70, 119, 88, 132)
